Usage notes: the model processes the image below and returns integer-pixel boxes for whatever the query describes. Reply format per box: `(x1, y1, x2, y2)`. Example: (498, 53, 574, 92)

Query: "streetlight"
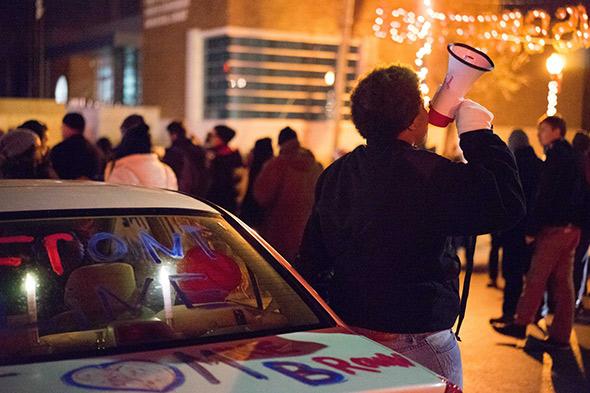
(545, 53, 565, 116)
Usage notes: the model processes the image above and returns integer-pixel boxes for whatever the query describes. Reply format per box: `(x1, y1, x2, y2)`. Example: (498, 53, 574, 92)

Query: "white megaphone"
(429, 43, 494, 127)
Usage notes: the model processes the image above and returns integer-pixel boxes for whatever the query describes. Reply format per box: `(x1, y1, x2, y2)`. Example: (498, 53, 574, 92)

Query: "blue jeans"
(352, 327, 463, 388)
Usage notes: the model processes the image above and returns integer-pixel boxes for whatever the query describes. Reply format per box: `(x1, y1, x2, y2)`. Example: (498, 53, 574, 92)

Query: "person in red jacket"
(254, 127, 323, 261)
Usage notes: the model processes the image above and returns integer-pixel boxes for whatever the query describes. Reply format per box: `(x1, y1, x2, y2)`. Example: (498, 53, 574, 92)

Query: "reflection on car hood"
(0, 328, 446, 393)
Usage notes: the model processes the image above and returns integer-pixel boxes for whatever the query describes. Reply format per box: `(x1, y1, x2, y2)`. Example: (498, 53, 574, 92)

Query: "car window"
(0, 213, 325, 364)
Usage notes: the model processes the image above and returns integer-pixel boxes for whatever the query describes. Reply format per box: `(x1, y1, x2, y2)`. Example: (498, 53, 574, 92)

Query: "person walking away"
(571, 131, 590, 315)
(205, 125, 243, 213)
(239, 137, 274, 229)
(0, 129, 43, 179)
(162, 121, 209, 198)
(296, 65, 525, 388)
(254, 128, 322, 262)
(50, 113, 100, 180)
(19, 119, 55, 179)
(494, 116, 586, 350)
(104, 115, 177, 190)
(489, 129, 542, 324)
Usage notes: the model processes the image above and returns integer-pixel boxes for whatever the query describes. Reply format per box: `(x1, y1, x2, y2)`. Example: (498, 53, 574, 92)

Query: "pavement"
(459, 235, 590, 393)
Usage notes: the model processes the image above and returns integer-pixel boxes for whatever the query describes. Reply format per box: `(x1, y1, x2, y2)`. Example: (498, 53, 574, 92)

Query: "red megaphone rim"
(448, 43, 495, 72)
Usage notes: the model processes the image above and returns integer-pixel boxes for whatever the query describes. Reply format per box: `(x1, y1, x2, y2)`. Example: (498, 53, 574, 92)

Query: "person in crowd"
(205, 125, 243, 213)
(162, 121, 209, 198)
(572, 131, 590, 315)
(0, 129, 43, 179)
(296, 65, 524, 388)
(95, 137, 114, 180)
(104, 114, 177, 190)
(50, 112, 100, 180)
(489, 129, 542, 325)
(239, 137, 274, 229)
(494, 116, 586, 350)
(19, 119, 55, 178)
(254, 128, 322, 261)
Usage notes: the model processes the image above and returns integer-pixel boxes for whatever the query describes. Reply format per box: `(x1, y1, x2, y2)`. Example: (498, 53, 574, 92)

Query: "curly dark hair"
(350, 65, 422, 143)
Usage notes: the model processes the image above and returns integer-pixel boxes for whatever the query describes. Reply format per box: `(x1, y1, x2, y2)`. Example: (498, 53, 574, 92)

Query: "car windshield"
(0, 212, 326, 365)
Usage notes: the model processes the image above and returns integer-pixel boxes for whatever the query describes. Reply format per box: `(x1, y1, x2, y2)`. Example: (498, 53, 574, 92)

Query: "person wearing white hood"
(104, 115, 177, 190)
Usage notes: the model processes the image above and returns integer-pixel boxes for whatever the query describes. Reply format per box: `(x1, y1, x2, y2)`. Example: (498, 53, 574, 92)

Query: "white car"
(0, 180, 459, 393)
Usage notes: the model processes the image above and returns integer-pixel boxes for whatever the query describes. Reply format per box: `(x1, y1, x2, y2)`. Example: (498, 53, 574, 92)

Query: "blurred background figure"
(18, 119, 55, 179)
(95, 137, 114, 180)
(163, 121, 209, 198)
(0, 129, 43, 179)
(239, 137, 274, 229)
(50, 112, 100, 180)
(105, 114, 177, 190)
(487, 232, 503, 288)
(205, 125, 243, 213)
(254, 127, 323, 261)
(572, 130, 590, 315)
(490, 129, 542, 324)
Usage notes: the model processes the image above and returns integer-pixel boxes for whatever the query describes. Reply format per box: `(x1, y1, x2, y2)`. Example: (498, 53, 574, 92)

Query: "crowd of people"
(1, 64, 590, 389)
(0, 112, 323, 262)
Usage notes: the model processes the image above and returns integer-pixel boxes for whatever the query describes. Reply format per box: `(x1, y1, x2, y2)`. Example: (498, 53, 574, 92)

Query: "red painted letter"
(43, 233, 74, 276)
(0, 236, 34, 267)
(312, 356, 379, 375)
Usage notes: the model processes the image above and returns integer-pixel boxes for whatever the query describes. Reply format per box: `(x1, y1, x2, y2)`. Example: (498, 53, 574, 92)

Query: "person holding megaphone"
(296, 48, 525, 388)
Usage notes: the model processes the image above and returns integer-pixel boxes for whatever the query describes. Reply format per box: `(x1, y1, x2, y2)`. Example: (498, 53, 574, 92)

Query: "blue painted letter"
(139, 231, 184, 264)
(88, 232, 128, 262)
(263, 361, 345, 386)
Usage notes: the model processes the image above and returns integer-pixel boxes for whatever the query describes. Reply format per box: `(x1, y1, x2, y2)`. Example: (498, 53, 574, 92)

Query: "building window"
(204, 33, 358, 120)
(123, 47, 141, 105)
(97, 54, 114, 104)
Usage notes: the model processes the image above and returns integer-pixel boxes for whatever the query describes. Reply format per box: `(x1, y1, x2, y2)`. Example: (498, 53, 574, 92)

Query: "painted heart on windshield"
(62, 360, 185, 392)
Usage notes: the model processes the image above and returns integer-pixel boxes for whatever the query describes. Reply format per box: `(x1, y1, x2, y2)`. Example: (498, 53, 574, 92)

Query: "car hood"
(0, 327, 446, 393)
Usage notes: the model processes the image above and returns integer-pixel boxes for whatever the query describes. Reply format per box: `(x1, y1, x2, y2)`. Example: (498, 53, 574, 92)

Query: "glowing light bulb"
(546, 53, 566, 76)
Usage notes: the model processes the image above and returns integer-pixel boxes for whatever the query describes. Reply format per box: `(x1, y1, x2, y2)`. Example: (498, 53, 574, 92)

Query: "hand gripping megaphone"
(428, 43, 494, 127)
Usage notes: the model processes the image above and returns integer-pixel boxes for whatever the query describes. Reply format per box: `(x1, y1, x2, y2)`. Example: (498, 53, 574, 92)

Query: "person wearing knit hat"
(0, 129, 42, 179)
(19, 119, 54, 179)
(212, 125, 236, 145)
(120, 114, 146, 134)
(278, 126, 297, 146)
(205, 124, 243, 213)
(50, 112, 100, 180)
(104, 116, 177, 190)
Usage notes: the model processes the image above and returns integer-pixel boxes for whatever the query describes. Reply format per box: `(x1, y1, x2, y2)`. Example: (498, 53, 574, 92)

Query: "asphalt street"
(459, 235, 590, 393)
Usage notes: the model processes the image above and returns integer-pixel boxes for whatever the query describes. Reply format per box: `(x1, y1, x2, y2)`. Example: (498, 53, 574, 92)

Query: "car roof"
(0, 180, 218, 214)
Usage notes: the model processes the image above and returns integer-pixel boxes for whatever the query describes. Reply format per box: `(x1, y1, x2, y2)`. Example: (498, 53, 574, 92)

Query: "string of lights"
(373, 4, 589, 55)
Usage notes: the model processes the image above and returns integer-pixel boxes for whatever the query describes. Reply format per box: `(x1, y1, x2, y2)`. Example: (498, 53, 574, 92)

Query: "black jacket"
(163, 137, 209, 198)
(50, 134, 100, 180)
(527, 139, 587, 234)
(297, 130, 525, 333)
(499, 146, 542, 245)
(206, 148, 243, 213)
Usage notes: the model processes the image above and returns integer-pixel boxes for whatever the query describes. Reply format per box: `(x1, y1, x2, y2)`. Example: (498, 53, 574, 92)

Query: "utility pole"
(330, 0, 355, 156)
